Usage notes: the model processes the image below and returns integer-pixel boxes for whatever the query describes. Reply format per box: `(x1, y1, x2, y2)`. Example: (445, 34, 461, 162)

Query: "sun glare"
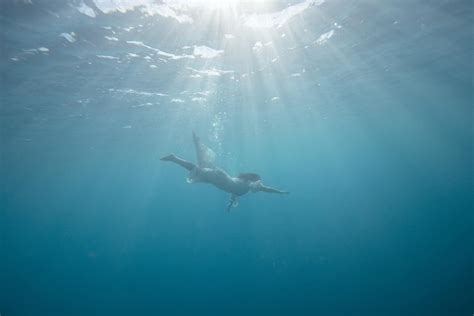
(190, 0, 267, 10)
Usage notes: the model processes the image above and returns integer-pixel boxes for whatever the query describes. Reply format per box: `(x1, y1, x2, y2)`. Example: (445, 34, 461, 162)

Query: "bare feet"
(160, 154, 176, 161)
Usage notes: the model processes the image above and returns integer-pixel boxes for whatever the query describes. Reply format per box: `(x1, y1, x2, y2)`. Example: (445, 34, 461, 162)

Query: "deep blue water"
(1, 1, 473, 315)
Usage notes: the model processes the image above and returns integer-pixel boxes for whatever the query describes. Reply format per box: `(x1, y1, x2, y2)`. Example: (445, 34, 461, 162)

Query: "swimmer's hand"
(227, 194, 238, 211)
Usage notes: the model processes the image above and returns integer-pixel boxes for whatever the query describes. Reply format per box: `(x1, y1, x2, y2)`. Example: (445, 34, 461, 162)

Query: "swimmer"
(161, 132, 289, 211)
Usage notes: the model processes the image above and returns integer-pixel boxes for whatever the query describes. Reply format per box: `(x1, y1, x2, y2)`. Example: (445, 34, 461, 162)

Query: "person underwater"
(161, 132, 289, 211)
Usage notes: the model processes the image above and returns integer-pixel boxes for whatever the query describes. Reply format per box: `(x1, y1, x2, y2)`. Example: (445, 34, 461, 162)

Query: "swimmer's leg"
(193, 131, 205, 168)
(193, 131, 216, 168)
(160, 154, 196, 171)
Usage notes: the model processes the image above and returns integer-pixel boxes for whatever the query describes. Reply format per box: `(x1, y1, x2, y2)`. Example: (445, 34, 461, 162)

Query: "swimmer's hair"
(238, 173, 261, 182)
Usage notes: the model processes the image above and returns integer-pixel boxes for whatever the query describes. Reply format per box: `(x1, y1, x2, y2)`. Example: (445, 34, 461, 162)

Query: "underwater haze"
(1, 0, 472, 315)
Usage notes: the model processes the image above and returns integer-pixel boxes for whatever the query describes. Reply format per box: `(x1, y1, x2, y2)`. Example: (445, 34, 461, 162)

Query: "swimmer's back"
(192, 167, 249, 195)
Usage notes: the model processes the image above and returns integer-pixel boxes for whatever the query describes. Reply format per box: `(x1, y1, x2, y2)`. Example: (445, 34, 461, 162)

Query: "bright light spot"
(184, 0, 267, 10)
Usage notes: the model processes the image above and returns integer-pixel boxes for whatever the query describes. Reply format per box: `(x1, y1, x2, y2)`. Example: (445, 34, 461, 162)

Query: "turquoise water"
(1, 1, 472, 315)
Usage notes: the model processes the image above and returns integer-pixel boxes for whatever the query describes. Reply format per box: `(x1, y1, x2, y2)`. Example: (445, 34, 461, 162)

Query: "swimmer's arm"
(255, 183, 289, 194)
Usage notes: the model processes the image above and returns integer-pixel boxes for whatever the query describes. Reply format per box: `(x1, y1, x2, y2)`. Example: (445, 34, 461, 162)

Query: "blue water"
(1, 1, 472, 315)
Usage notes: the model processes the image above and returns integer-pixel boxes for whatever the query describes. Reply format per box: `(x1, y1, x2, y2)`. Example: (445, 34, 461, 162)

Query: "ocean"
(1, 0, 472, 315)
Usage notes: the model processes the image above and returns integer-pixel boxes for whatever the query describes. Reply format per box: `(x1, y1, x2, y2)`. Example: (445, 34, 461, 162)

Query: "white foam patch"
(187, 67, 233, 77)
(23, 48, 37, 54)
(97, 55, 119, 60)
(253, 41, 263, 52)
(92, 0, 192, 24)
(132, 102, 154, 108)
(271, 96, 280, 101)
(316, 29, 335, 45)
(242, 0, 324, 28)
(76, 1, 96, 18)
(110, 88, 167, 97)
(126, 40, 194, 60)
(60, 32, 76, 43)
(127, 53, 140, 58)
(23, 48, 41, 54)
(105, 36, 119, 41)
(195, 91, 211, 96)
(191, 97, 206, 103)
(193, 45, 223, 58)
(132, 103, 148, 108)
(38, 47, 49, 52)
(93, 0, 152, 13)
(171, 98, 185, 103)
(140, 4, 193, 23)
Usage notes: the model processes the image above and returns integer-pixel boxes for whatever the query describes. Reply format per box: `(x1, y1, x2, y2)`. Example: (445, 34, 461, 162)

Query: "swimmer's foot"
(160, 154, 176, 162)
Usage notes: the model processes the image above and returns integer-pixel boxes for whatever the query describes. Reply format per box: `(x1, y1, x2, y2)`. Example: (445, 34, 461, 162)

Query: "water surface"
(1, 1, 472, 315)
